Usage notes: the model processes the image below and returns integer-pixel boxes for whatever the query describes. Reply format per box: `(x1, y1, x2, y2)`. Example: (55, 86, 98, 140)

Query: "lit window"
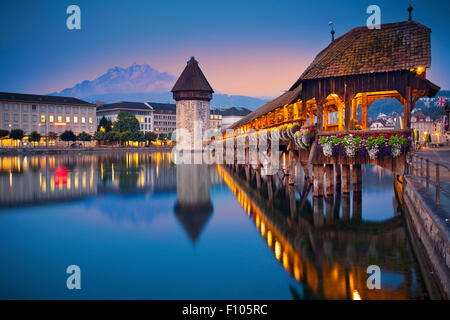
(57, 116, 62, 122)
(49, 115, 54, 122)
(41, 115, 46, 122)
(81, 117, 85, 123)
(74, 116, 78, 123)
(88, 117, 93, 124)
(66, 116, 70, 123)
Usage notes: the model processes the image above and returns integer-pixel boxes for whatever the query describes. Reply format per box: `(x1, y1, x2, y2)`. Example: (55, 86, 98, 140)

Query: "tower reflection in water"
(174, 164, 213, 244)
(217, 164, 424, 300)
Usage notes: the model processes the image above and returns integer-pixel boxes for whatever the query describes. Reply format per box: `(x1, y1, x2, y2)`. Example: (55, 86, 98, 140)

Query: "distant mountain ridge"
(50, 63, 270, 110)
(50, 63, 177, 98)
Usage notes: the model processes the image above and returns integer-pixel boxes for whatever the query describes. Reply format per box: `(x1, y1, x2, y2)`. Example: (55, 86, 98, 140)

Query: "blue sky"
(0, 0, 449, 96)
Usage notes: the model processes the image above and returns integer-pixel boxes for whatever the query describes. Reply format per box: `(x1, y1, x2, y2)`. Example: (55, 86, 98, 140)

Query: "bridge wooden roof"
(289, 21, 431, 90)
(229, 84, 302, 129)
(229, 21, 439, 131)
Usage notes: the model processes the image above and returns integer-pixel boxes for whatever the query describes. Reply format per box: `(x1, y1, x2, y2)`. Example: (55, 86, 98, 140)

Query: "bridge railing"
(409, 154, 450, 206)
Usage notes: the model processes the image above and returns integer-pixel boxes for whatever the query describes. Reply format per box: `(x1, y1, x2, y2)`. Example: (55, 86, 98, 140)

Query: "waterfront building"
(172, 56, 214, 149)
(209, 108, 223, 131)
(148, 102, 176, 134)
(411, 113, 445, 143)
(96, 101, 154, 132)
(0, 92, 96, 135)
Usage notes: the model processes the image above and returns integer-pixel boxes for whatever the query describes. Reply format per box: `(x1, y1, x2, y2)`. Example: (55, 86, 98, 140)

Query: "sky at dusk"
(0, 0, 449, 97)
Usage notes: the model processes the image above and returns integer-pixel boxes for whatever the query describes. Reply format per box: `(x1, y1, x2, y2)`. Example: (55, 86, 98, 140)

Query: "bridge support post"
(325, 196, 334, 225)
(288, 185, 297, 217)
(334, 164, 341, 188)
(267, 176, 273, 202)
(352, 191, 362, 221)
(342, 193, 350, 221)
(313, 164, 324, 197)
(325, 164, 334, 196)
(342, 165, 351, 194)
(313, 197, 324, 226)
(288, 150, 297, 185)
(352, 164, 362, 193)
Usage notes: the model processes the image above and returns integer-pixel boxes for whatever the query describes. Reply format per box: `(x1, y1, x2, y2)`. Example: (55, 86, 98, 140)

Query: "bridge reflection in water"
(217, 164, 423, 300)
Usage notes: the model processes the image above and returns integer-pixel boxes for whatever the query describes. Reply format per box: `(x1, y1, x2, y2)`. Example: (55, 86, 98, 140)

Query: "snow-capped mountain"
(51, 63, 177, 98)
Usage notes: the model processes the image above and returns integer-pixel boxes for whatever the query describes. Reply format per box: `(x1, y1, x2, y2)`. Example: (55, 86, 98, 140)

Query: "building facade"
(411, 112, 445, 143)
(209, 108, 223, 131)
(96, 101, 154, 132)
(172, 57, 214, 149)
(0, 92, 96, 135)
(148, 103, 176, 134)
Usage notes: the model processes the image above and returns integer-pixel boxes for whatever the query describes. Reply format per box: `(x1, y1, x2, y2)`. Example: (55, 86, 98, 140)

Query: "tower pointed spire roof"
(171, 56, 214, 93)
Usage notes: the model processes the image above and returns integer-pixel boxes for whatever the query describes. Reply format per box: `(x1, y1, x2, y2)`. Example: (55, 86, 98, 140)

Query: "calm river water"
(0, 152, 427, 299)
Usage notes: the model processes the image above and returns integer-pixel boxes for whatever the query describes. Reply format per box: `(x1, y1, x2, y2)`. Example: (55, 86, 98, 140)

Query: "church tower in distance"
(171, 57, 214, 150)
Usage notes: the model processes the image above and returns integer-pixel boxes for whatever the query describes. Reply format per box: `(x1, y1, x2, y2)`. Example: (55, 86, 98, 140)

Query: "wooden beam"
(317, 100, 324, 131)
(361, 93, 368, 130)
(404, 86, 412, 129)
(344, 98, 351, 131)
(338, 103, 344, 131)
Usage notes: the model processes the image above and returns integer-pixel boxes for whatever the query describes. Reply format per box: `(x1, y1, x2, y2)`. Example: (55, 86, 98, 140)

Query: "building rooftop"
(147, 102, 176, 111)
(0, 92, 94, 106)
(290, 21, 431, 88)
(171, 57, 214, 93)
(96, 101, 152, 112)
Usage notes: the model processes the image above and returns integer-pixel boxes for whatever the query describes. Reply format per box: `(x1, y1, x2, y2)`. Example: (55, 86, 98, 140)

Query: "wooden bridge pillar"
(325, 164, 334, 196)
(352, 191, 362, 221)
(352, 164, 362, 193)
(313, 197, 324, 226)
(301, 162, 311, 183)
(342, 165, 351, 194)
(256, 169, 261, 190)
(267, 176, 273, 202)
(325, 196, 334, 225)
(288, 150, 297, 185)
(342, 194, 350, 221)
(313, 164, 324, 197)
(334, 164, 341, 188)
(288, 185, 297, 218)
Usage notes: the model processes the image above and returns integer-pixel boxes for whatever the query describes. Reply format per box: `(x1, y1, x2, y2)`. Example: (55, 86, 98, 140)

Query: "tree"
(93, 131, 105, 141)
(120, 131, 133, 143)
(77, 131, 92, 141)
(48, 132, 57, 140)
(0, 129, 8, 139)
(158, 133, 168, 141)
(113, 112, 140, 133)
(98, 116, 112, 132)
(60, 130, 77, 142)
(29, 131, 41, 143)
(10, 129, 24, 141)
(105, 131, 120, 142)
(144, 131, 158, 142)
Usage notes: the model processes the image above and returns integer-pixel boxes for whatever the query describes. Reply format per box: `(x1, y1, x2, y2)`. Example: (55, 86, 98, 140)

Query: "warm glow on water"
(0, 153, 428, 299)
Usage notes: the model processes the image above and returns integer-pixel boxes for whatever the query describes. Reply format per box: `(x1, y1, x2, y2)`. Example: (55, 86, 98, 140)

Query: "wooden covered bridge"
(218, 20, 440, 197)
